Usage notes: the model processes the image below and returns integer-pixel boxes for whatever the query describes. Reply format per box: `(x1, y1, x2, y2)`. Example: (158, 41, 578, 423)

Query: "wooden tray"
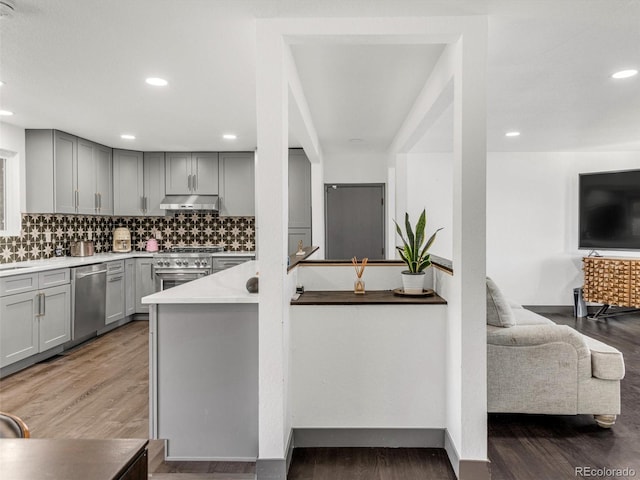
(392, 288, 435, 297)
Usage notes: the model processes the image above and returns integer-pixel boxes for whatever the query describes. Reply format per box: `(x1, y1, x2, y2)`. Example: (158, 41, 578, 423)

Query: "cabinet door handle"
(41, 293, 46, 316)
(193, 174, 197, 191)
(188, 174, 192, 191)
(95, 193, 99, 212)
(75, 190, 79, 210)
(35, 293, 41, 317)
(98, 192, 102, 211)
(108, 276, 123, 282)
(144, 197, 148, 213)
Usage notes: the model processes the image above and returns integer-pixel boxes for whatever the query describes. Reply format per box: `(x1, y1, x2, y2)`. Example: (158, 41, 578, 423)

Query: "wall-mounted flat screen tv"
(579, 169, 640, 251)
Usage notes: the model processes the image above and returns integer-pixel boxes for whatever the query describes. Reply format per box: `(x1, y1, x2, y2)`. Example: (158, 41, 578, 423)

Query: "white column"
(310, 161, 325, 258)
(255, 23, 289, 461)
(452, 20, 488, 462)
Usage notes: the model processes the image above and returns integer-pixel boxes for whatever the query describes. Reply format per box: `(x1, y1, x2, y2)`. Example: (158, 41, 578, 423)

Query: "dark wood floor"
(488, 309, 640, 480)
(288, 447, 456, 480)
(1, 311, 638, 479)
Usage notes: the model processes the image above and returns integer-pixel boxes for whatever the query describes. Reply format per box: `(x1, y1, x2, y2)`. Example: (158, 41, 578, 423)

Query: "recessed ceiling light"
(223, 134, 237, 140)
(505, 131, 520, 137)
(611, 69, 638, 79)
(348, 138, 364, 143)
(0, 81, 5, 86)
(0, 110, 14, 116)
(145, 77, 168, 87)
(120, 134, 136, 140)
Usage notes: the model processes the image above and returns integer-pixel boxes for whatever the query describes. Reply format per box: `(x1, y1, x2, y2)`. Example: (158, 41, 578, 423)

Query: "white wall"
(408, 150, 640, 306)
(489, 152, 640, 306)
(406, 152, 453, 260)
(323, 152, 388, 184)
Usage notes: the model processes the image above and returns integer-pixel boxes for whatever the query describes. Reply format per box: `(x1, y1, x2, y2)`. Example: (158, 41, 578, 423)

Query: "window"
(0, 150, 20, 236)
(0, 157, 5, 230)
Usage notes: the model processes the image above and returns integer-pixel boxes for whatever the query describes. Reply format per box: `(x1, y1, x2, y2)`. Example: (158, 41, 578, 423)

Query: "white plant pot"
(401, 271, 425, 294)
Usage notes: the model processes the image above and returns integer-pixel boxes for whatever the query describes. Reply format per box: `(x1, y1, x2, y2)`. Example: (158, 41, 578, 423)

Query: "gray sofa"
(486, 278, 625, 427)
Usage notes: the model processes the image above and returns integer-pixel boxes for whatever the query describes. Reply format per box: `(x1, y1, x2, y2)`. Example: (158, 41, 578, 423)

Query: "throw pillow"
(486, 277, 515, 327)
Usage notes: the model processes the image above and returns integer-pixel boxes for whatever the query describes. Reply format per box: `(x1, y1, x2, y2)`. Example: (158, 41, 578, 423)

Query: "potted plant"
(394, 209, 442, 294)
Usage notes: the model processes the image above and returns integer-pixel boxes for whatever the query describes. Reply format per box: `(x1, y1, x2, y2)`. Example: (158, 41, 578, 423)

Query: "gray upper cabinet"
(288, 149, 312, 253)
(218, 152, 255, 216)
(26, 130, 113, 215)
(54, 131, 78, 214)
(288, 149, 312, 228)
(77, 138, 113, 215)
(165, 152, 219, 195)
(113, 149, 144, 216)
(113, 150, 166, 216)
(143, 152, 166, 216)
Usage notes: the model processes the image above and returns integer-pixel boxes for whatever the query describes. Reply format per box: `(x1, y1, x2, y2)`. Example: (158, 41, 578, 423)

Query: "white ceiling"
(0, 0, 639, 154)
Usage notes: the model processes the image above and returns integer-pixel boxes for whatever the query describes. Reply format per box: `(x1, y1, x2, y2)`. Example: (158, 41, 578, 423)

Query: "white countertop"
(0, 251, 256, 278)
(142, 260, 259, 304)
(0, 252, 155, 277)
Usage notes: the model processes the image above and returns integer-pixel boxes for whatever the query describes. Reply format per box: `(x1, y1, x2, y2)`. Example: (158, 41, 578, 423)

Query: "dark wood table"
(0, 438, 148, 480)
(290, 289, 447, 305)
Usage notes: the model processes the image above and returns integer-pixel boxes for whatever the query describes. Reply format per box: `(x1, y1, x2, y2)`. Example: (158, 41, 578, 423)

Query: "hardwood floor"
(0, 321, 149, 439)
(488, 309, 640, 480)
(2, 311, 638, 479)
(287, 447, 456, 480)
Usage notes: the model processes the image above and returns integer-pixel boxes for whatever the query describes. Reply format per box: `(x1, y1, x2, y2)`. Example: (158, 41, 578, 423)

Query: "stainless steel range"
(153, 246, 224, 291)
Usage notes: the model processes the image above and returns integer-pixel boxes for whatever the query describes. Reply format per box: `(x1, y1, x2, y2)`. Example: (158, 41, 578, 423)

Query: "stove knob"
(163, 261, 170, 267)
(194, 260, 200, 267)
(175, 260, 182, 267)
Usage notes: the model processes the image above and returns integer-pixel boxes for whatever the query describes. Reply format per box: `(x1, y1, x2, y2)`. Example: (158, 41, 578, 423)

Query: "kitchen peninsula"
(144, 257, 450, 462)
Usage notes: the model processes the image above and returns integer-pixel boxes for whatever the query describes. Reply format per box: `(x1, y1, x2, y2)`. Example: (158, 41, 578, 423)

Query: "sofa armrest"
(487, 324, 590, 360)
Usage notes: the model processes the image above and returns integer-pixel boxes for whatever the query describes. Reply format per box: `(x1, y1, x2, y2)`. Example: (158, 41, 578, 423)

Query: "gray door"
(325, 184, 385, 260)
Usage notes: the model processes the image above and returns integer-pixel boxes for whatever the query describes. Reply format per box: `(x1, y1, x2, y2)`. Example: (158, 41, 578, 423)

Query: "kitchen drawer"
(38, 268, 70, 288)
(211, 256, 254, 273)
(0, 273, 38, 297)
(106, 260, 125, 275)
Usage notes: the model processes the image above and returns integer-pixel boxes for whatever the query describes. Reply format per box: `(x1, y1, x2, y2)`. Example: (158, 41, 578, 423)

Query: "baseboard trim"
(256, 458, 287, 480)
(444, 430, 491, 480)
(523, 305, 574, 314)
(292, 427, 445, 448)
(459, 459, 491, 480)
(444, 430, 460, 477)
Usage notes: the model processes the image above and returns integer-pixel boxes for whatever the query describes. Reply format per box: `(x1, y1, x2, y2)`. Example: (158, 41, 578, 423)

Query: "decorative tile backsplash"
(0, 213, 255, 264)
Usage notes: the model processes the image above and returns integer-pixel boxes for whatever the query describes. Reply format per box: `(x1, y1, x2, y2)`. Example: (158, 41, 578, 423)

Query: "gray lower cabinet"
(218, 152, 255, 216)
(0, 292, 39, 367)
(125, 259, 136, 317)
(38, 284, 72, 351)
(135, 259, 155, 314)
(106, 262, 126, 325)
(0, 271, 71, 369)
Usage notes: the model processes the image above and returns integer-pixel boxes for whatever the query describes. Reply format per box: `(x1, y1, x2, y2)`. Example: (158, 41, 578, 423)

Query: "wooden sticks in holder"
(352, 256, 368, 294)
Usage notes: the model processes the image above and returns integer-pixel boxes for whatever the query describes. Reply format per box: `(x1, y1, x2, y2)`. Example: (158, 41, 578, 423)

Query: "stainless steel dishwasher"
(71, 263, 107, 341)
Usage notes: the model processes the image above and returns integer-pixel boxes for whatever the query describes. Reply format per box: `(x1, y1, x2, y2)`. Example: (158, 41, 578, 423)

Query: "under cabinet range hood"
(160, 195, 219, 211)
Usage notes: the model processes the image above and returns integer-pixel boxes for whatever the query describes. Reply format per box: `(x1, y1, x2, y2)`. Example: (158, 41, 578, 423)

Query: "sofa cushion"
(513, 308, 555, 326)
(486, 277, 515, 327)
(582, 335, 625, 380)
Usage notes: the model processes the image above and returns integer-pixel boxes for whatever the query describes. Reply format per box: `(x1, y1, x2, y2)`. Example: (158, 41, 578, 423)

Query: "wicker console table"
(583, 256, 640, 319)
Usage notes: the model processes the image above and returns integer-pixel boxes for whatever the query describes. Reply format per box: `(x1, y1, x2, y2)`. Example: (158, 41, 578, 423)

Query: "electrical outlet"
(45, 232, 52, 243)
(155, 231, 162, 239)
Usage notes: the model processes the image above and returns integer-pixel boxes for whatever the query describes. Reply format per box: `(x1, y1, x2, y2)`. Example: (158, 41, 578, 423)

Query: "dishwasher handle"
(75, 269, 107, 279)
